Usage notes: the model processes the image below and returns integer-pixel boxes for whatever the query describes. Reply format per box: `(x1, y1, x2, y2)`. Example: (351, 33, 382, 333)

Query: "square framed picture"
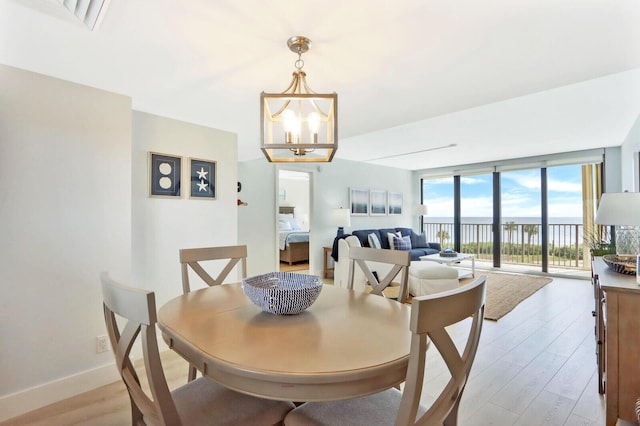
(350, 188, 369, 216)
(370, 189, 387, 216)
(149, 152, 181, 198)
(189, 158, 216, 199)
(388, 191, 403, 215)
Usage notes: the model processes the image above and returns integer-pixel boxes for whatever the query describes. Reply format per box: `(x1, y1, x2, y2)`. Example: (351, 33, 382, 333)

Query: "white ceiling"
(2, 0, 640, 170)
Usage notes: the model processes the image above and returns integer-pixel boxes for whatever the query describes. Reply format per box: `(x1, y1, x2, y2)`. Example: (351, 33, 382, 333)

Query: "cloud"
(547, 179, 582, 192)
(424, 165, 584, 219)
(503, 172, 540, 190)
(427, 178, 454, 185)
(460, 196, 493, 217)
(460, 176, 487, 185)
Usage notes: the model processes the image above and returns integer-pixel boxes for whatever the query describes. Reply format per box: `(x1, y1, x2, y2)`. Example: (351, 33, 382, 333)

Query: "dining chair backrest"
(179, 245, 247, 294)
(396, 274, 487, 425)
(100, 272, 182, 425)
(282, 274, 487, 426)
(179, 245, 248, 381)
(347, 246, 411, 303)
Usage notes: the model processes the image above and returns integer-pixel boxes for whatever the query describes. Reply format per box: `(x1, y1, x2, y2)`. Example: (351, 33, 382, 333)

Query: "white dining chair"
(284, 274, 488, 426)
(347, 246, 412, 303)
(100, 272, 294, 426)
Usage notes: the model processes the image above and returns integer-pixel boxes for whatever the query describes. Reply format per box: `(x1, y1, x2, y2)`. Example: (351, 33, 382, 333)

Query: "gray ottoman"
(408, 261, 459, 296)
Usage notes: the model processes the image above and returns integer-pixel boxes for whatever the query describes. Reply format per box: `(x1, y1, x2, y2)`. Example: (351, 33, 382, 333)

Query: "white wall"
(620, 114, 640, 191)
(0, 65, 132, 419)
(0, 67, 240, 422)
(238, 160, 278, 276)
(131, 111, 238, 303)
(604, 147, 623, 192)
(239, 159, 416, 277)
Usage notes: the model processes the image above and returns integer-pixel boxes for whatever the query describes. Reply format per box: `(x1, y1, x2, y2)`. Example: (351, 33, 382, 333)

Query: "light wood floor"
(2, 276, 633, 425)
(279, 261, 310, 273)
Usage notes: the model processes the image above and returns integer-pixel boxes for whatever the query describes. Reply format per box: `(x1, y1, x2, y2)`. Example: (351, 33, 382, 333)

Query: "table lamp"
(330, 207, 351, 237)
(594, 192, 640, 282)
(413, 204, 428, 233)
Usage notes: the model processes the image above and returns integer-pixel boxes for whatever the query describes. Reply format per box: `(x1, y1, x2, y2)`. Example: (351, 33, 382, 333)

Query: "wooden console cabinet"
(592, 257, 640, 425)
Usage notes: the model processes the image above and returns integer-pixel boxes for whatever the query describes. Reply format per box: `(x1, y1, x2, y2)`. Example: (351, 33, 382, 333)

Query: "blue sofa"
(346, 227, 442, 261)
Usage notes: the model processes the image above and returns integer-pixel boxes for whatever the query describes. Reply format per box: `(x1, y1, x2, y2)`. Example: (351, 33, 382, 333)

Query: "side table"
(323, 246, 334, 279)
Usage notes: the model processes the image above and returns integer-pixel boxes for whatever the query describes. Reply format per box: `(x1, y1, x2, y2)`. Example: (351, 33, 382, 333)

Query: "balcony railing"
(424, 221, 587, 269)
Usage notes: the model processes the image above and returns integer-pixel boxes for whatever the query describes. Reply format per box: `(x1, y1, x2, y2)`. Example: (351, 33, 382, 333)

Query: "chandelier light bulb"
(307, 111, 320, 143)
(282, 110, 299, 143)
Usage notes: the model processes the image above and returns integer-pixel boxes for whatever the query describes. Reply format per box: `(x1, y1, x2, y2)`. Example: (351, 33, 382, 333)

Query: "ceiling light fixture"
(260, 36, 338, 162)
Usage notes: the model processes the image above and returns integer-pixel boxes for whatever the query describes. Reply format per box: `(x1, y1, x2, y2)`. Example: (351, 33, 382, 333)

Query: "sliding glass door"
(421, 177, 454, 249)
(460, 173, 493, 262)
(500, 169, 542, 268)
(546, 164, 584, 270)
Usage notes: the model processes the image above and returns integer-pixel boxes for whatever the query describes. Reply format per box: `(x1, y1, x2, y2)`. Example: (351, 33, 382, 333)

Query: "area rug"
(459, 272, 553, 321)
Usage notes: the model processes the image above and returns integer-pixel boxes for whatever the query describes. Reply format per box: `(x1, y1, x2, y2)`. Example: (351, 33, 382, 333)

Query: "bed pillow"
(387, 231, 402, 250)
(392, 235, 412, 251)
(279, 220, 292, 231)
(289, 217, 303, 231)
(368, 233, 382, 249)
(279, 213, 294, 222)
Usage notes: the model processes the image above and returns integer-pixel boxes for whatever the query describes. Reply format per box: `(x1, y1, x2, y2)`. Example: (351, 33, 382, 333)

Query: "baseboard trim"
(0, 363, 119, 422)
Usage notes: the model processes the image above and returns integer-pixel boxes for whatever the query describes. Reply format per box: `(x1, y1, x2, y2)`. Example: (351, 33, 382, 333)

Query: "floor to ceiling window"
(421, 177, 454, 249)
(500, 168, 542, 268)
(420, 153, 603, 275)
(546, 164, 584, 270)
(460, 173, 493, 262)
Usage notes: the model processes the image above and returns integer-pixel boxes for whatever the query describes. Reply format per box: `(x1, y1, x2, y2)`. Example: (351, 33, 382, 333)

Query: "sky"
(422, 164, 589, 220)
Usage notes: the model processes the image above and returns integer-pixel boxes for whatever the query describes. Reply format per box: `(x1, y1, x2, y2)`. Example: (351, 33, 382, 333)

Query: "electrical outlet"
(96, 335, 109, 353)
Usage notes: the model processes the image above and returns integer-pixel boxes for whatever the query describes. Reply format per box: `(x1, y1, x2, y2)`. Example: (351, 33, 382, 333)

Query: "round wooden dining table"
(157, 283, 412, 402)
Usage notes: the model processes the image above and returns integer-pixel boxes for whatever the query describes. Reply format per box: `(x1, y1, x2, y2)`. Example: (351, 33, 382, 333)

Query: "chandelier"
(260, 36, 338, 162)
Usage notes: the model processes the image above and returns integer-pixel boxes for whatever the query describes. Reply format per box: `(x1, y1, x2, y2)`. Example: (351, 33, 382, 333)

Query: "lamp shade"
(595, 192, 640, 226)
(413, 204, 428, 216)
(330, 208, 351, 228)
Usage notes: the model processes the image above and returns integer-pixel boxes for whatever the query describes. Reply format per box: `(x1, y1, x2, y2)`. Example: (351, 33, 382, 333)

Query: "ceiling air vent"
(58, 0, 111, 31)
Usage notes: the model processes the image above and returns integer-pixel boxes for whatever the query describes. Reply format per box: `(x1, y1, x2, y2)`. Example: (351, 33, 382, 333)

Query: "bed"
(279, 206, 309, 265)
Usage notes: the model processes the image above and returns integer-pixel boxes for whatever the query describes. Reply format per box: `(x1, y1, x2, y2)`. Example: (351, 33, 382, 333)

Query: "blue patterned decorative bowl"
(242, 272, 323, 315)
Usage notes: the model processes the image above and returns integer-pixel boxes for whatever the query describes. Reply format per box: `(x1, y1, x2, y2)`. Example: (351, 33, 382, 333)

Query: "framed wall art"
(189, 158, 216, 199)
(388, 191, 403, 215)
(370, 189, 387, 216)
(350, 188, 369, 216)
(149, 152, 181, 198)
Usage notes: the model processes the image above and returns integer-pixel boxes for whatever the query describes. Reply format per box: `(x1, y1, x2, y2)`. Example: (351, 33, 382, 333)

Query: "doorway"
(277, 170, 311, 273)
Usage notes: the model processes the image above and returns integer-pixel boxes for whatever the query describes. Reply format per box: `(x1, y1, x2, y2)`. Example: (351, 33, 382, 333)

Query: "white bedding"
(279, 231, 310, 251)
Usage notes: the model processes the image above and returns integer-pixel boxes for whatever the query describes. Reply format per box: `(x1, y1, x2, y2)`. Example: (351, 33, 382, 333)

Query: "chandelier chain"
(295, 51, 304, 71)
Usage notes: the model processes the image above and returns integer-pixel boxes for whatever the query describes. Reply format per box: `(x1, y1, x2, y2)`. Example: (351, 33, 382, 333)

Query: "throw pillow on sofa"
(392, 235, 412, 251)
(387, 231, 402, 250)
(368, 233, 382, 249)
(410, 230, 431, 248)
